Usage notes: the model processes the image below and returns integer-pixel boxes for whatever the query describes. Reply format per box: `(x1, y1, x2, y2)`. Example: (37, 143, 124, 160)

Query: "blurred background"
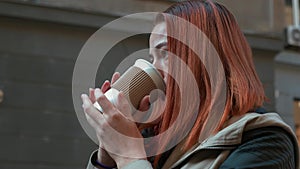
(0, 0, 300, 168)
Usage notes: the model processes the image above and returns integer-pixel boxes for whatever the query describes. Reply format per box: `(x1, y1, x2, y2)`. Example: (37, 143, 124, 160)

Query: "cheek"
(162, 60, 168, 82)
(163, 59, 168, 73)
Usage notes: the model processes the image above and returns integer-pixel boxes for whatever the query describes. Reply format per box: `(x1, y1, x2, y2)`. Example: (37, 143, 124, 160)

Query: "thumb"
(138, 95, 150, 112)
(132, 96, 150, 124)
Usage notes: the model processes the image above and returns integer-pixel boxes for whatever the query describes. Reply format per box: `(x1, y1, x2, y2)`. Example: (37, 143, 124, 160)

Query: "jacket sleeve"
(219, 126, 297, 169)
(86, 150, 153, 169)
(86, 150, 100, 169)
(121, 160, 153, 169)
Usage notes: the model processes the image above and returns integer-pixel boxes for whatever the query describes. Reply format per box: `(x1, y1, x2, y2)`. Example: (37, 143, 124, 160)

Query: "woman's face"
(149, 22, 168, 83)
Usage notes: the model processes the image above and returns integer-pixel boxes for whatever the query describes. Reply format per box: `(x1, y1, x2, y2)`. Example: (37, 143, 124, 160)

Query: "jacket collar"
(198, 112, 293, 148)
(169, 112, 295, 168)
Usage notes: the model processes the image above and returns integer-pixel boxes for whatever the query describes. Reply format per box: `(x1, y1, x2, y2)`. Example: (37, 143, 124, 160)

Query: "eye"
(161, 50, 168, 58)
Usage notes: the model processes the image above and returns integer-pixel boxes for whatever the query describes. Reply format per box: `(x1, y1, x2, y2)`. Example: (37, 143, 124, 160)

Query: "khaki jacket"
(87, 112, 299, 169)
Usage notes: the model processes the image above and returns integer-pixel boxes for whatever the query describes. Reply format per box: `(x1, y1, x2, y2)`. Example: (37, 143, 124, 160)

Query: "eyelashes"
(160, 50, 168, 58)
(149, 48, 168, 63)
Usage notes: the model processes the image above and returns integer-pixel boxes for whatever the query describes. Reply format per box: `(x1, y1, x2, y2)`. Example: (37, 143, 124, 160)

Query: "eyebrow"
(155, 42, 167, 49)
(149, 42, 167, 57)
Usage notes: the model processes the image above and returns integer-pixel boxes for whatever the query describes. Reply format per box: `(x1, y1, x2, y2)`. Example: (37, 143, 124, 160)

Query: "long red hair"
(151, 0, 265, 167)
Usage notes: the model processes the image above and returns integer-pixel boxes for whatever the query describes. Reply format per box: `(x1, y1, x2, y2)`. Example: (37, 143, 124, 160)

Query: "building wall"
(0, 10, 148, 169)
(0, 16, 96, 169)
(252, 49, 278, 111)
(275, 51, 300, 127)
(0, 1, 297, 169)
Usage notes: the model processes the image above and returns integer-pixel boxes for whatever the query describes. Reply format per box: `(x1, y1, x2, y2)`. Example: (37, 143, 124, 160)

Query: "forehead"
(150, 22, 167, 47)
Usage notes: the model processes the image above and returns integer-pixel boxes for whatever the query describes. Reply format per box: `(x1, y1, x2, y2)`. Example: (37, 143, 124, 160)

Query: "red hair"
(151, 0, 265, 167)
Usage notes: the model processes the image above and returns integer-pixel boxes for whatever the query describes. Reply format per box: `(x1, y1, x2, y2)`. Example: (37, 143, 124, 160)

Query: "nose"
(152, 60, 165, 79)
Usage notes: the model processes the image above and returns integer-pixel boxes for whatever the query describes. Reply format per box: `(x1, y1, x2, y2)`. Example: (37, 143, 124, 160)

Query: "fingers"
(115, 92, 133, 120)
(97, 72, 120, 94)
(138, 95, 150, 112)
(89, 88, 96, 103)
(94, 88, 115, 116)
(111, 72, 120, 84)
(132, 95, 151, 124)
(99, 72, 120, 94)
(85, 113, 98, 129)
(101, 80, 111, 93)
(89, 79, 110, 103)
(81, 94, 103, 125)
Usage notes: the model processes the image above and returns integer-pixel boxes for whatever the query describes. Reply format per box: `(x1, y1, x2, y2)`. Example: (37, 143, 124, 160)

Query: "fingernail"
(81, 95, 87, 105)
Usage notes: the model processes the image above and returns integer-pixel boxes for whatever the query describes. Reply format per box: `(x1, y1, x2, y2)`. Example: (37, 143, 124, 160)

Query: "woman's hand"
(82, 89, 147, 168)
(87, 72, 120, 168)
(82, 72, 147, 168)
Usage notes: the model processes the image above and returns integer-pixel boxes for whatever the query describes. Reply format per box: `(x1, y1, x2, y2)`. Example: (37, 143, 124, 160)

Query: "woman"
(82, 1, 299, 168)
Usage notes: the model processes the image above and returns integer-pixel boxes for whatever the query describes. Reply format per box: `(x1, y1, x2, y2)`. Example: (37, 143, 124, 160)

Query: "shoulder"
(220, 126, 297, 169)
